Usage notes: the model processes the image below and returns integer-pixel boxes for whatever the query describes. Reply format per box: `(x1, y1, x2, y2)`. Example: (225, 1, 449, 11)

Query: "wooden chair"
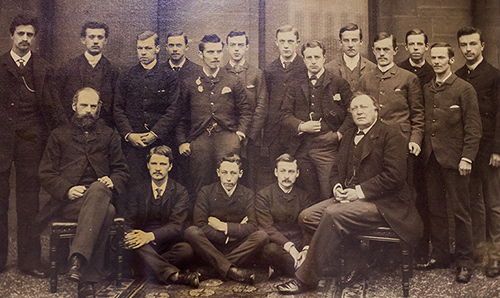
(48, 217, 125, 293)
(339, 226, 413, 297)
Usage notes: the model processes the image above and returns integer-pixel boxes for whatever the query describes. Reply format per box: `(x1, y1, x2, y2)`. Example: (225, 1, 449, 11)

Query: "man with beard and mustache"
(58, 22, 119, 127)
(36, 87, 129, 298)
(0, 13, 67, 276)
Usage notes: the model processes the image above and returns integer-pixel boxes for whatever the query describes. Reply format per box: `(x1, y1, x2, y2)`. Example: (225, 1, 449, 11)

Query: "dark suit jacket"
(114, 62, 181, 141)
(331, 121, 423, 245)
(422, 74, 482, 169)
(125, 179, 190, 244)
(57, 54, 119, 126)
(398, 59, 435, 88)
(263, 56, 307, 146)
(324, 55, 376, 92)
(0, 52, 67, 172)
(456, 60, 500, 156)
(193, 183, 257, 245)
(36, 120, 129, 228)
(165, 59, 202, 81)
(255, 183, 311, 248)
(359, 65, 425, 145)
(281, 70, 354, 154)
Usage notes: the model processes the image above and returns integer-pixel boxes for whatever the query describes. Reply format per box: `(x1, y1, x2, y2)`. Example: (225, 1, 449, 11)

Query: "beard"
(72, 113, 98, 130)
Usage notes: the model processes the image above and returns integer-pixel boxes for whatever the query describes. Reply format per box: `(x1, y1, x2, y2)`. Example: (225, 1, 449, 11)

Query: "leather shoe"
(175, 271, 200, 288)
(456, 267, 472, 283)
(343, 264, 369, 287)
(78, 282, 95, 298)
(67, 254, 85, 282)
(416, 258, 449, 270)
(486, 259, 500, 277)
(227, 267, 255, 285)
(277, 279, 314, 295)
(20, 267, 47, 278)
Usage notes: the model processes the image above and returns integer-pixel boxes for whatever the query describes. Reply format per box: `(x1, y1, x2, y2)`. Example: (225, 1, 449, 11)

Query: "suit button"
(379, 91, 384, 95)
(432, 133, 435, 137)
(212, 112, 215, 115)
(311, 103, 315, 106)
(433, 105, 437, 108)
(432, 119, 436, 123)
(311, 95, 315, 98)
(211, 102, 214, 106)
(10, 103, 14, 106)
(211, 92, 214, 95)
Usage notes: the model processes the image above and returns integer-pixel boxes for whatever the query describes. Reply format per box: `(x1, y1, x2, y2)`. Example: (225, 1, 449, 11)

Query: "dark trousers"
(184, 226, 268, 278)
(240, 138, 260, 192)
(470, 151, 500, 259)
(411, 154, 431, 261)
(425, 153, 474, 269)
(261, 243, 295, 277)
(134, 241, 193, 283)
(296, 198, 386, 286)
(0, 131, 45, 270)
(61, 182, 115, 283)
(190, 130, 240, 195)
(295, 133, 339, 202)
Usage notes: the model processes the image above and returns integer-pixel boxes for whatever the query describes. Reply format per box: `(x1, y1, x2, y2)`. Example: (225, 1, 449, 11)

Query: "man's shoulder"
(264, 58, 283, 73)
(360, 56, 376, 68)
(397, 58, 411, 70)
(394, 65, 419, 81)
(235, 183, 254, 198)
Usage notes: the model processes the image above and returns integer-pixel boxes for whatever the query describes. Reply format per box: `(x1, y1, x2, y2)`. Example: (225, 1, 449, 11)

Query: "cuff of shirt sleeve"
(150, 130, 159, 139)
(461, 157, 472, 164)
(355, 185, 365, 199)
(124, 133, 131, 142)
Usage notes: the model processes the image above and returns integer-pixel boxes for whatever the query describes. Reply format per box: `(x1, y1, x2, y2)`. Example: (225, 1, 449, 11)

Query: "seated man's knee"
(106, 204, 116, 219)
(184, 226, 203, 241)
(250, 230, 269, 246)
(262, 242, 280, 258)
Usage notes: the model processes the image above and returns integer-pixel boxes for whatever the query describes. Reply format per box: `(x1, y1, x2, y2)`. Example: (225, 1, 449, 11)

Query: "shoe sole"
(67, 272, 81, 282)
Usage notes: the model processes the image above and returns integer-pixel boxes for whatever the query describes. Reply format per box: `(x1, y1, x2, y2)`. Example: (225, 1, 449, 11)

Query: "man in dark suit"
(397, 28, 434, 266)
(224, 30, 268, 191)
(422, 43, 482, 283)
(256, 154, 312, 277)
(36, 87, 129, 297)
(0, 14, 67, 276)
(176, 34, 252, 196)
(58, 22, 119, 127)
(124, 145, 199, 287)
(114, 31, 181, 194)
(277, 92, 423, 294)
(282, 40, 353, 202)
(324, 23, 376, 92)
(455, 27, 500, 277)
(184, 154, 268, 284)
(165, 32, 201, 80)
(263, 25, 307, 166)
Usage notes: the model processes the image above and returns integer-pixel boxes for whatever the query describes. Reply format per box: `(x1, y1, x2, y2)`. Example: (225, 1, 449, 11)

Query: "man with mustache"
(58, 22, 119, 127)
(123, 145, 199, 288)
(36, 87, 129, 297)
(455, 27, 500, 277)
(114, 31, 181, 200)
(176, 34, 252, 196)
(282, 40, 353, 202)
(0, 13, 67, 276)
(421, 42, 481, 283)
(255, 154, 312, 277)
(325, 23, 376, 92)
(185, 154, 268, 284)
(165, 32, 201, 80)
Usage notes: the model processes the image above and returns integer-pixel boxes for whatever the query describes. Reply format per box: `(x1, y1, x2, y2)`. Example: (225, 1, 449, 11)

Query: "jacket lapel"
(1, 53, 21, 80)
(32, 54, 46, 99)
(358, 121, 381, 164)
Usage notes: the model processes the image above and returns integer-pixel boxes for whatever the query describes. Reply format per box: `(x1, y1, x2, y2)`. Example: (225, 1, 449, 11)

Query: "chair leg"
(400, 240, 411, 297)
(49, 231, 59, 293)
(339, 241, 346, 290)
(116, 222, 124, 287)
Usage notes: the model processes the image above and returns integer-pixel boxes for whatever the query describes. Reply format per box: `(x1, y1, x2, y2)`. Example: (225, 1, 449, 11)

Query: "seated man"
(277, 92, 423, 294)
(36, 87, 129, 298)
(184, 154, 268, 284)
(124, 145, 199, 288)
(255, 153, 312, 277)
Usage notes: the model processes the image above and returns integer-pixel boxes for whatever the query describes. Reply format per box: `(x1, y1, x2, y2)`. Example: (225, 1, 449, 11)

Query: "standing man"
(398, 29, 434, 88)
(165, 32, 201, 80)
(36, 87, 129, 297)
(224, 30, 268, 191)
(277, 93, 422, 294)
(114, 31, 181, 192)
(264, 25, 307, 167)
(0, 14, 67, 276)
(184, 154, 268, 284)
(455, 27, 500, 277)
(359, 32, 424, 157)
(324, 23, 376, 92)
(58, 22, 119, 127)
(397, 28, 434, 265)
(256, 154, 312, 277)
(176, 34, 251, 195)
(282, 40, 353, 202)
(422, 43, 481, 283)
(124, 145, 199, 288)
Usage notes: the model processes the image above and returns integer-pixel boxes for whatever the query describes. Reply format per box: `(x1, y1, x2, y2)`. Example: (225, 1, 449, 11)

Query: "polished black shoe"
(78, 282, 95, 298)
(20, 267, 47, 278)
(456, 267, 472, 283)
(416, 258, 449, 270)
(227, 267, 255, 285)
(175, 271, 200, 288)
(486, 259, 500, 278)
(277, 279, 314, 295)
(344, 264, 369, 286)
(67, 254, 85, 282)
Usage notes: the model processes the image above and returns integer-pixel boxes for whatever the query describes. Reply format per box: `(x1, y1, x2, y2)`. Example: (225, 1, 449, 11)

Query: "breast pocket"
(446, 105, 462, 125)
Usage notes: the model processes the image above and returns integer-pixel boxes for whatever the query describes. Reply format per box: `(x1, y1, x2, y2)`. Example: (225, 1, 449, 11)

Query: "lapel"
(467, 60, 487, 79)
(1, 52, 22, 81)
(161, 179, 175, 207)
(360, 57, 368, 71)
(375, 64, 398, 80)
(31, 53, 47, 99)
(358, 121, 381, 164)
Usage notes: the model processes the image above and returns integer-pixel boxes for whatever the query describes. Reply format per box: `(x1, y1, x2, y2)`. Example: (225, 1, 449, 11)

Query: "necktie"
(354, 130, 365, 145)
(173, 66, 180, 72)
(436, 81, 442, 87)
(17, 58, 25, 69)
(310, 75, 318, 86)
(283, 61, 291, 69)
(155, 188, 161, 199)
